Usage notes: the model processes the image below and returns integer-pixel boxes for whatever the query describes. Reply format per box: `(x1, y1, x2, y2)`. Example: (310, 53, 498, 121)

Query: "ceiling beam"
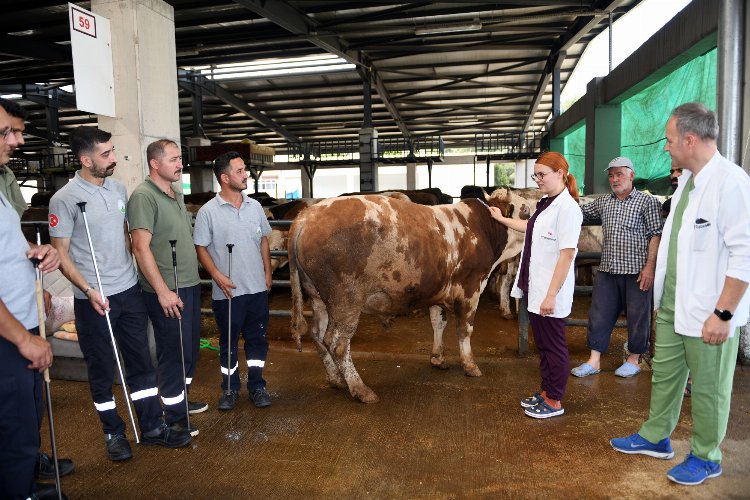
(232, 0, 410, 139)
(522, 0, 631, 132)
(177, 71, 301, 143)
(0, 35, 71, 62)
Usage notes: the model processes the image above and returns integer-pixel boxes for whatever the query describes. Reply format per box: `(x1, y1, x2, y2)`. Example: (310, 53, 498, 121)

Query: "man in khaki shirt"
(129, 139, 206, 437)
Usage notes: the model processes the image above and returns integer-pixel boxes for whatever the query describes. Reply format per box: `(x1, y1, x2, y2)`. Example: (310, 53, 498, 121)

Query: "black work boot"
(141, 422, 192, 448)
(218, 390, 238, 411)
(168, 419, 199, 437)
(250, 387, 272, 408)
(187, 400, 208, 414)
(32, 482, 69, 500)
(104, 433, 132, 461)
(35, 452, 75, 479)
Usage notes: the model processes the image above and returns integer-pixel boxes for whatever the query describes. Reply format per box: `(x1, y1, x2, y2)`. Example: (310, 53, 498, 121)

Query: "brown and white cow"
(288, 193, 521, 403)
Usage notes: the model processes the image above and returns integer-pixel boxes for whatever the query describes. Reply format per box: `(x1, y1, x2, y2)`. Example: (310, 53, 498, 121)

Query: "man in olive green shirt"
(129, 139, 206, 436)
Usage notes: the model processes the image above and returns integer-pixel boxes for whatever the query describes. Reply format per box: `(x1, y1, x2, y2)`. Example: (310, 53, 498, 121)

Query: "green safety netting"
(621, 48, 717, 194)
(562, 47, 717, 195)
(564, 125, 586, 194)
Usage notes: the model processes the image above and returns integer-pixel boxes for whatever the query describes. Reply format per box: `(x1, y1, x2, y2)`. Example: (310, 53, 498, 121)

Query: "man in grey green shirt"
(129, 139, 207, 436)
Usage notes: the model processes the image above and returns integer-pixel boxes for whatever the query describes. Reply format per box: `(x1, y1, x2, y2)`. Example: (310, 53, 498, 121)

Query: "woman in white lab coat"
(489, 152, 582, 419)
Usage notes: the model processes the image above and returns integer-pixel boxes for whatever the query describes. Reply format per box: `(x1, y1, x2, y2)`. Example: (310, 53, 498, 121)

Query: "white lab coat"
(511, 188, 582, 317)
(654, 151, 750, 337)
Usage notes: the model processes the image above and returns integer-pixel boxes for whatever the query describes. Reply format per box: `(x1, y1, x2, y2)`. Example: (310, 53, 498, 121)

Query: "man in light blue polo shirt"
(49, 127, 191, 462)
(194, 151, 273, 410)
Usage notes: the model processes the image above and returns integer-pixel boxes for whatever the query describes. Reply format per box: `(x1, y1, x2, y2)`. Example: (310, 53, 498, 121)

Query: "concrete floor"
(39, 294, 750, 499)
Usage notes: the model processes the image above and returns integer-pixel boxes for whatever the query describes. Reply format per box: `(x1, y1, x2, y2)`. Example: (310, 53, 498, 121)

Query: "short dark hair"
(146, 139, 178, 165)
(69, 126, 112, 159)
(213, 151, 243, 183)
(0, 98, 27, 120)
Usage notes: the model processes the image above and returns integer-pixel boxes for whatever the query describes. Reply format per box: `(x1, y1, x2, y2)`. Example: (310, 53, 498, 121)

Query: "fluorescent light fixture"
(317, 123, 345, 130)
(184, 54, 355, 81)
(415, 19, 482, 35)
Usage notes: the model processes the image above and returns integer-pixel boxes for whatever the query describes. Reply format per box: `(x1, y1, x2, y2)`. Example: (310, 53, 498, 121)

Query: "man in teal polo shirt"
(129, 139, 207, 437)
(611, 103, 750, 486)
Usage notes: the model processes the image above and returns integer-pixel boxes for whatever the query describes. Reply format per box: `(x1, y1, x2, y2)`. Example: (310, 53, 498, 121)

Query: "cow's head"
(487, 188, 540, 221)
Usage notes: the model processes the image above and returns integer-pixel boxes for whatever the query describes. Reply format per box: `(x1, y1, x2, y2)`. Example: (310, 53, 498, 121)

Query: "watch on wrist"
(714, 308, 733, 321)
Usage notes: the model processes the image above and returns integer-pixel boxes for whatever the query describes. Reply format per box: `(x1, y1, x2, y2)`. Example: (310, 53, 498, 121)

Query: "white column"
(92, 0, 181, 195)
(406, 162, 417, 190)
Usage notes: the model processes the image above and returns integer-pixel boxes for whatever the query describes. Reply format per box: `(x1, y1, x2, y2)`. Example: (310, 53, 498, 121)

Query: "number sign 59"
(71, 7, 97, 38)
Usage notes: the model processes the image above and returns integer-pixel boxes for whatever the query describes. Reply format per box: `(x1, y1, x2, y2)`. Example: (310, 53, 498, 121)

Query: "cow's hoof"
(502, 313, 515, 320)
(354, 388, 380, 404)
(464, 365, 482, 377)
(430, 359, 449, 370)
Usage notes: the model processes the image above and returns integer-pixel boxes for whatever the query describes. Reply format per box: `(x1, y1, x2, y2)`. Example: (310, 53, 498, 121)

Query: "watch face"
(715, 309, 733, 321)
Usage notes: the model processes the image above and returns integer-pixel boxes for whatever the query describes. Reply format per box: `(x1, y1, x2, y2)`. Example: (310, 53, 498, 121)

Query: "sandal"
(614, 362, 641, 378)
(570, 362, 601, 378)
(524, 400, 565, 419)
(520, 392, 543, 408)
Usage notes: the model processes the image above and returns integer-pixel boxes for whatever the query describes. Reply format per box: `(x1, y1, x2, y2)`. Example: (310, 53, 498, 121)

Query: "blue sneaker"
(610, 433, 674, 459)
(667, 453, 722, 485)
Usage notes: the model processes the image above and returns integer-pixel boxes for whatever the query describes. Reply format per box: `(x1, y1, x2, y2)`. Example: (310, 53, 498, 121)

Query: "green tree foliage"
(494, 162, 515, 187)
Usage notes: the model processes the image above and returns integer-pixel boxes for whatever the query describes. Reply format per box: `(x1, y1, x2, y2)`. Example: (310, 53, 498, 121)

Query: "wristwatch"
(713, 308, 733, 321)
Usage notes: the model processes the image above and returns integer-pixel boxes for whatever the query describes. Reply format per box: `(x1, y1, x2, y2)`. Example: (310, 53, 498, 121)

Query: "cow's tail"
(288, 220, 308, 352)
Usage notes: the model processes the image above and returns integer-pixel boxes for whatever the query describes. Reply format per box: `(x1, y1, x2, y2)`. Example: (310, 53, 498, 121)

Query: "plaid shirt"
(581, 189, 663, 274)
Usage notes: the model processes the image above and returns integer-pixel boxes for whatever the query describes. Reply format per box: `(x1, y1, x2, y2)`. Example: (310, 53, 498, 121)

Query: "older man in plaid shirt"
(571, 156, 663, 378)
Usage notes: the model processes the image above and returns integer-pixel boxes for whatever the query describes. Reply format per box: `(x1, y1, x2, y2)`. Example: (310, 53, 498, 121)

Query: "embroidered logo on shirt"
(49, 213, 59, 228)
(118, 199, 126, 214)
(694, 218, 710, 229)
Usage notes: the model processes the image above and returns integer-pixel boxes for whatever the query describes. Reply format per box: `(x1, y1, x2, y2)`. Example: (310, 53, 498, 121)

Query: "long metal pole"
(33, 226, 62, 500)
(75, 202, 139, 443)
(169, 240, 191, 429)
(718, 0, 744, 163)
(225, 244, 234, 396)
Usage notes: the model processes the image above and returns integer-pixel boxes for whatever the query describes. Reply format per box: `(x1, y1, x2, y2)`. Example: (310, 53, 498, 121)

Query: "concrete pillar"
(359, 128, 378, 192)
(92, 0, 181, 195)
(300, 165, 312, 198)
(406, 162, 417, 190)
(592, 105, 621, 194)
(189, 167, 216, 194)
(584, 78, 621, 194)
(514, 159, 535, 188)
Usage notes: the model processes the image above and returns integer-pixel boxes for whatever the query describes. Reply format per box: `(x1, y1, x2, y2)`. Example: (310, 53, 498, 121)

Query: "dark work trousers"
(144, 284, 201, 425)
(213, 291, 269, 393)
(587, 271, 652, 355)
(529, 312, 569, 401)
(0, 333, 40, 500)
(75, 284, 163, 436)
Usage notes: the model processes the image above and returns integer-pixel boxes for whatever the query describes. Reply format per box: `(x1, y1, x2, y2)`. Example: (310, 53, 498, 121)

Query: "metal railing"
(474, 131, 546, 159)
(287, 139, 359, 163)
(376, 135, 444, 161)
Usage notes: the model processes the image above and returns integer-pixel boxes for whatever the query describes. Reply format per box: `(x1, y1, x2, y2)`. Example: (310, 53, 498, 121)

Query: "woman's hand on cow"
(489, 206, 506, 223)
(214, 273, 236, 300)
(539, 294, 556, 316)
